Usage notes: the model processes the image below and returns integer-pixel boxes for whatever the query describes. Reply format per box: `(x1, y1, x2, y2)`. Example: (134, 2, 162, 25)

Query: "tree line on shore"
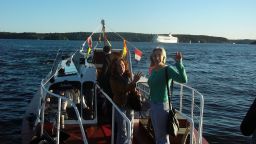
(0, 32, 255, 44)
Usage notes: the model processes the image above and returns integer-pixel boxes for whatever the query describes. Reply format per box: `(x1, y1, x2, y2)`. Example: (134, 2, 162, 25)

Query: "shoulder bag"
(165, 67, 179, 137)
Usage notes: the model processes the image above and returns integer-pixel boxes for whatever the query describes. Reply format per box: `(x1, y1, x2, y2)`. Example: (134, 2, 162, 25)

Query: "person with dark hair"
(99, 45, 113, 96)
(103, 45, 111, 54)
(110, 58, 142, 144)
(148, 47, 187, 144)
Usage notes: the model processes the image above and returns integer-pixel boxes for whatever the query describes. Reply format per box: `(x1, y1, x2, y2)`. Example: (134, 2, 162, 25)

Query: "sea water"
(0, 39, 255, 144)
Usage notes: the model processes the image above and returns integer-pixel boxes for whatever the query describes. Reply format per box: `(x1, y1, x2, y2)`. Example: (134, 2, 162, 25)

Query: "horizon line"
(0, 31, 255, 40)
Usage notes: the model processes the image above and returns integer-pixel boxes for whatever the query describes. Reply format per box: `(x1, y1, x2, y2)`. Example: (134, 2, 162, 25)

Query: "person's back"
(99, 45, 113, 97)
(97, 45, 113, 123)
(101, 54, 112, 81)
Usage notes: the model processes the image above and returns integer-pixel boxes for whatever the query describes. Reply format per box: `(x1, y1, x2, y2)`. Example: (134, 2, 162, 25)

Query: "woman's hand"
(175, 52, 183, 62)
(133, 72, 143, 83)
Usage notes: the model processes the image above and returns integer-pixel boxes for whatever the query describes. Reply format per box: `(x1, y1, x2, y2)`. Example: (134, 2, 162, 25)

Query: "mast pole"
(101, 19, 107, 46)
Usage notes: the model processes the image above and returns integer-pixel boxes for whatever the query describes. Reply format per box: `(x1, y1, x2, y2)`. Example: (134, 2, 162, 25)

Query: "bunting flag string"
(82, 41, 86, 51)
(81, 26, 144, 62)
(107, 39, 112, 47)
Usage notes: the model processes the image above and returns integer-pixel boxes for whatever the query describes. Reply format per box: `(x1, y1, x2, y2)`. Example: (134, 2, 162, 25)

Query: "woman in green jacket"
(148, 47, 187, 144)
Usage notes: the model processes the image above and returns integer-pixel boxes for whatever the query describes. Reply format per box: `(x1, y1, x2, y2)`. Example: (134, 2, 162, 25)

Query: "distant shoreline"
(0, 32, 255, 44)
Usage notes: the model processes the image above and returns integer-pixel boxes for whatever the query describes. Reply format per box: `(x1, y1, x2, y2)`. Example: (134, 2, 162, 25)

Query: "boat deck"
(23, 115, 200, 144)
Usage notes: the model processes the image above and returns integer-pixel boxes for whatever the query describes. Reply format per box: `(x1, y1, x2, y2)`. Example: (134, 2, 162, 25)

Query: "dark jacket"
(98, 53, 113, 97)
(110, 74, 136, 107)
(101, 53, 112, 77)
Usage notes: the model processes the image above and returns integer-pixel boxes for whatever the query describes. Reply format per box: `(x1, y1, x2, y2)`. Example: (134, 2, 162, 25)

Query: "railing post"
(179, 85, 183, 112)
(40, 84, 45, 137)
(56, 98, 62, 144)
(191, 90, 195, 120)
(190, 120, 194, 144)
(94, 85, 98, 123)
(127, 119, 132, 144)
(111, 106, 115, 144)
(198, 94, 204, 144)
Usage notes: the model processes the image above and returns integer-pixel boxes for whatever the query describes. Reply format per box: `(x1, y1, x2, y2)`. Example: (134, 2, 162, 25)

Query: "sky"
(0, 0, 256, 39)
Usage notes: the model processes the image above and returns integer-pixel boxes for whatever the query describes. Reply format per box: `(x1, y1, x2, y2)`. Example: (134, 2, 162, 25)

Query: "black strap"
(165, 67, 174, 106)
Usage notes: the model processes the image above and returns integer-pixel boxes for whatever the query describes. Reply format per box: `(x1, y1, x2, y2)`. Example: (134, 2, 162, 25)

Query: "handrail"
(50, 49, 62, 77)
(174, 81, 204, 144)
(40, 80, 88, 144)
(95, 84, 132, 144)
(136, 80, 204, 144)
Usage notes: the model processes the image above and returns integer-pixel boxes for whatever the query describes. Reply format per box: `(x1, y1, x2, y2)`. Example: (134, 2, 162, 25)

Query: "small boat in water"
(153, 33, 178, 43)
(22, 20, 208, 144)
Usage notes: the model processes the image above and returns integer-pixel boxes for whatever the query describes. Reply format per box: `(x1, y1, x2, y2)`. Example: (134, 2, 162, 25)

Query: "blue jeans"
(150, 102, 170, 144)
(115, 108, 134, 144)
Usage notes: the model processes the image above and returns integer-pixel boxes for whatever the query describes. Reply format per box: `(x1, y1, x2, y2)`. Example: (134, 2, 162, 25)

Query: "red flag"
(134, 48, 142, 61)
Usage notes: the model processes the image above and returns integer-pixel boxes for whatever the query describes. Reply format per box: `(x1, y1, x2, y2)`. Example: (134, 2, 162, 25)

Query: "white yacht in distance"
(153, 33, 178, 43)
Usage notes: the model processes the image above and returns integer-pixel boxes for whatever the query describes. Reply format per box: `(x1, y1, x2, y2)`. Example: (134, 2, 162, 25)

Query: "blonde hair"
(153, 47, 167, 64)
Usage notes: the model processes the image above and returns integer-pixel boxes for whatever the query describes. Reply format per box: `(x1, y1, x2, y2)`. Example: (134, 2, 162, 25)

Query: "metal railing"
(136, 80, 204, 144)
(39, 81, 132, 144)
(40, 80, 88, 144)
(95, 84, 132, 144)
(175, 82, 204, 144)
